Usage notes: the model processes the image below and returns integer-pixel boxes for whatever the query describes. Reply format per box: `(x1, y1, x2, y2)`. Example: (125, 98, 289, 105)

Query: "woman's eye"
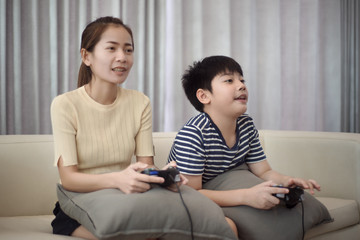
(107, 47, 115, 51)
(125, 48, 134, 53)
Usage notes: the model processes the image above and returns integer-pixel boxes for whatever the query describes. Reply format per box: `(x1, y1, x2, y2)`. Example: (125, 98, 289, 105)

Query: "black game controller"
(272, 186, 304, 208)
(141, 167, 181, 187)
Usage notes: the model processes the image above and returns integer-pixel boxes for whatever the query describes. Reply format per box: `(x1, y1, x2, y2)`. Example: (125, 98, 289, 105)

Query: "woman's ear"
(81, 48, 91, 66)
(196, 89, 211, 105)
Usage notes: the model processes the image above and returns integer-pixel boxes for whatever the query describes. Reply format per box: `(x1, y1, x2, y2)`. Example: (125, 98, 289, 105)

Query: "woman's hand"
(111, 162, 164, 194)
(285, 178, 321, 195)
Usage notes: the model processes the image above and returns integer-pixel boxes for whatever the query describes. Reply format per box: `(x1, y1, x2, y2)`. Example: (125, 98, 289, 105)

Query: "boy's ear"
(81, 48, 91, 66)
(196, 89, 211, 105)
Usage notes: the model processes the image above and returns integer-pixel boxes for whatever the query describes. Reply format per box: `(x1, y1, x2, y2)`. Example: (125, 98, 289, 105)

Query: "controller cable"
(300, 198, 305, 240)
(171, 175, 194, 240)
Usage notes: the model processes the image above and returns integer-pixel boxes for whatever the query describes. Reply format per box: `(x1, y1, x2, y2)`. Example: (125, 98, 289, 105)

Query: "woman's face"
(83, 25, 134, 85)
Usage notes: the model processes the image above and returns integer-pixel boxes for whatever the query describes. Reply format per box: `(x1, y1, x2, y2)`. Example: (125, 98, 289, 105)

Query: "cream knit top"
(50, 86, 154, 174)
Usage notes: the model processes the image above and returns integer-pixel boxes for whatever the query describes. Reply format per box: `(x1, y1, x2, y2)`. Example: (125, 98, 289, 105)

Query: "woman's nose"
(116, 50, 126, 62)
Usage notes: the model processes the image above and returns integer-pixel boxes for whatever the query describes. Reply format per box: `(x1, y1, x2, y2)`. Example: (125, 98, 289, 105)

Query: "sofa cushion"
(203, 165, 333, 240)
(305, 197, 360, 238)
(0, 215, 83, 240)
(57, 184, 237, 240)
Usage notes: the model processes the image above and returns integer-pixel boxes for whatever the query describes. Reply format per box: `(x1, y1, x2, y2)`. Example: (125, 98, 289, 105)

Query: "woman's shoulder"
(119, 87, 150, 106)
(120, 87, 148, 98)
(51, 87, 83, 109)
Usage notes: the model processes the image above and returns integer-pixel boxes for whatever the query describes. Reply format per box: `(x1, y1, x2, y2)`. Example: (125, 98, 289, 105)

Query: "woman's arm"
(58, 156, 164, 194)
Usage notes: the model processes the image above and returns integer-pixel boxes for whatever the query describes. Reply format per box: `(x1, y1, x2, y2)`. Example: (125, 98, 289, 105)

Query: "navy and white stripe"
(168, 113, 266, 183)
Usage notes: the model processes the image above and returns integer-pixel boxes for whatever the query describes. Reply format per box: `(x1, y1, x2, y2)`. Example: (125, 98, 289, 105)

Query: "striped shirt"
(168, 113, 266, 183)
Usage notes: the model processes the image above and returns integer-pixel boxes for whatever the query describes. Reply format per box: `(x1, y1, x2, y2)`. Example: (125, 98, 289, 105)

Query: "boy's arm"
(248, 160, 289, 183)
(248, 160, 321, 194)
(185, 174, 288, 209)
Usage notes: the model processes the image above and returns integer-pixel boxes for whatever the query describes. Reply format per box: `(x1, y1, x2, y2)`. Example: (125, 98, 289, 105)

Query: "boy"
(168, 55, 321, 236)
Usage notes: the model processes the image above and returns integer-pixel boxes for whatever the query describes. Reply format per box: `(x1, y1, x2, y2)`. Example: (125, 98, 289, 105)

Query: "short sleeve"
(50, 95, 78, 166)
(168, 126, 205, 175)
(244, 119, 266, 163)
(134, 95, 154, 157)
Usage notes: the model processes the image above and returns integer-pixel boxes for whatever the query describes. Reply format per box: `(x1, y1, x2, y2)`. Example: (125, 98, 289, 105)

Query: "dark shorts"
(51, 202, 81, 236)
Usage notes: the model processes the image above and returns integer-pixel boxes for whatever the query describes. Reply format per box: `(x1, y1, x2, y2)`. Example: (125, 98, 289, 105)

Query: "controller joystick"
(272, 185, 304, 208)
(141, 167, 181, 187)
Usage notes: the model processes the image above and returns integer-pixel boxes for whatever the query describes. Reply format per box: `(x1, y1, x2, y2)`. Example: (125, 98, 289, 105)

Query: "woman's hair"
(182, 55, 243, 112)
(77, 16, 134, 88)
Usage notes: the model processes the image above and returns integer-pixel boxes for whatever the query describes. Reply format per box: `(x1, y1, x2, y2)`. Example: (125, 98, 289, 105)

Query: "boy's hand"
(285, 178, 321, 195)
(245, 181, 289, 209)
(162, 161, 189, 191)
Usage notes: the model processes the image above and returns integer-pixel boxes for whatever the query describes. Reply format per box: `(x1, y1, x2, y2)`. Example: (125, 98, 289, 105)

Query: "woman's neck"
(85, 81, 118, 105)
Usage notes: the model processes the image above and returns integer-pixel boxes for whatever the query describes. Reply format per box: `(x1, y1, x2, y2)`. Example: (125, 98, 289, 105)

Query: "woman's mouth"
(112, 67, 127, 72)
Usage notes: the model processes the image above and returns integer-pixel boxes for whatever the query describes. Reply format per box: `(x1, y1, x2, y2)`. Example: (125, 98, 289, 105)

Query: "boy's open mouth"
(235, 94, 247, 100)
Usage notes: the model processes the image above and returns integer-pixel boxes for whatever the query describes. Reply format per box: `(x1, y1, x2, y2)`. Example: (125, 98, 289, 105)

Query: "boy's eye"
(241, 79, 246, 83)
(225, 79, 233, 83)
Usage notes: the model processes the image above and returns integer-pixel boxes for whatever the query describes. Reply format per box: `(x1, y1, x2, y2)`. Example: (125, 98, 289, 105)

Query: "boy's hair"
(182, 55, 244, 112)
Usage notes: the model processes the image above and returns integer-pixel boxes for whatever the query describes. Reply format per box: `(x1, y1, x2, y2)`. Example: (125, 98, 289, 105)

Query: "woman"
(50, 16, 182, 240)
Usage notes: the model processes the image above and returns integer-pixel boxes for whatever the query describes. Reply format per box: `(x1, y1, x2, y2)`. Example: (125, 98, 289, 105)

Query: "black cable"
(300, 199, 305, 240)
(172, 176, 194, 240)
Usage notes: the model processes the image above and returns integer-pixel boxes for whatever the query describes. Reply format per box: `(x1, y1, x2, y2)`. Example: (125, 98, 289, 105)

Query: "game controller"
(141, 167, 181, 187)
(272, 185, 304, 208)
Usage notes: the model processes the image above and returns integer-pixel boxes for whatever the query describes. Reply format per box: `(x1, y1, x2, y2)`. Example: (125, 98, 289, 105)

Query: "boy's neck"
(205, 111, 237, 147)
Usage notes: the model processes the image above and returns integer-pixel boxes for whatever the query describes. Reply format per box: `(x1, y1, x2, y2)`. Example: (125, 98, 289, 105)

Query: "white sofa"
(0, 130, 359, 239)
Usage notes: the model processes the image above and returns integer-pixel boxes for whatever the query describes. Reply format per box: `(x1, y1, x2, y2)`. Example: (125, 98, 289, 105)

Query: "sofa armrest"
(259, 130, 360, 210)
(0, 135, 59, 217)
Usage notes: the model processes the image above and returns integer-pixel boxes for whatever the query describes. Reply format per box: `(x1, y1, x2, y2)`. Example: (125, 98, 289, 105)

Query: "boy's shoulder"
(183, 113, 212, 130)
(176, 113, 211, 139)
(182, 113, 255, 130)
(237, 114, 258, 130)
(237, 113, 254, 123)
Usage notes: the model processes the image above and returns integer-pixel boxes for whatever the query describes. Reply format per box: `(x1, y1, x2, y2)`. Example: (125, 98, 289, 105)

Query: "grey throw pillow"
(203, 165, 333, 240)
(57, 184, 237, 240)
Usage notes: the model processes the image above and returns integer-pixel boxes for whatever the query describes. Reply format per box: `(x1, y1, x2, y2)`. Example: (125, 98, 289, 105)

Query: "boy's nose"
(238, 81, 246, 91)
(239, 86, 246, 91)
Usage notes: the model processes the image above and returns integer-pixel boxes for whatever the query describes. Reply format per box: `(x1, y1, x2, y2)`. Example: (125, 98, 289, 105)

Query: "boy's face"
(204, 71, 248, 118)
